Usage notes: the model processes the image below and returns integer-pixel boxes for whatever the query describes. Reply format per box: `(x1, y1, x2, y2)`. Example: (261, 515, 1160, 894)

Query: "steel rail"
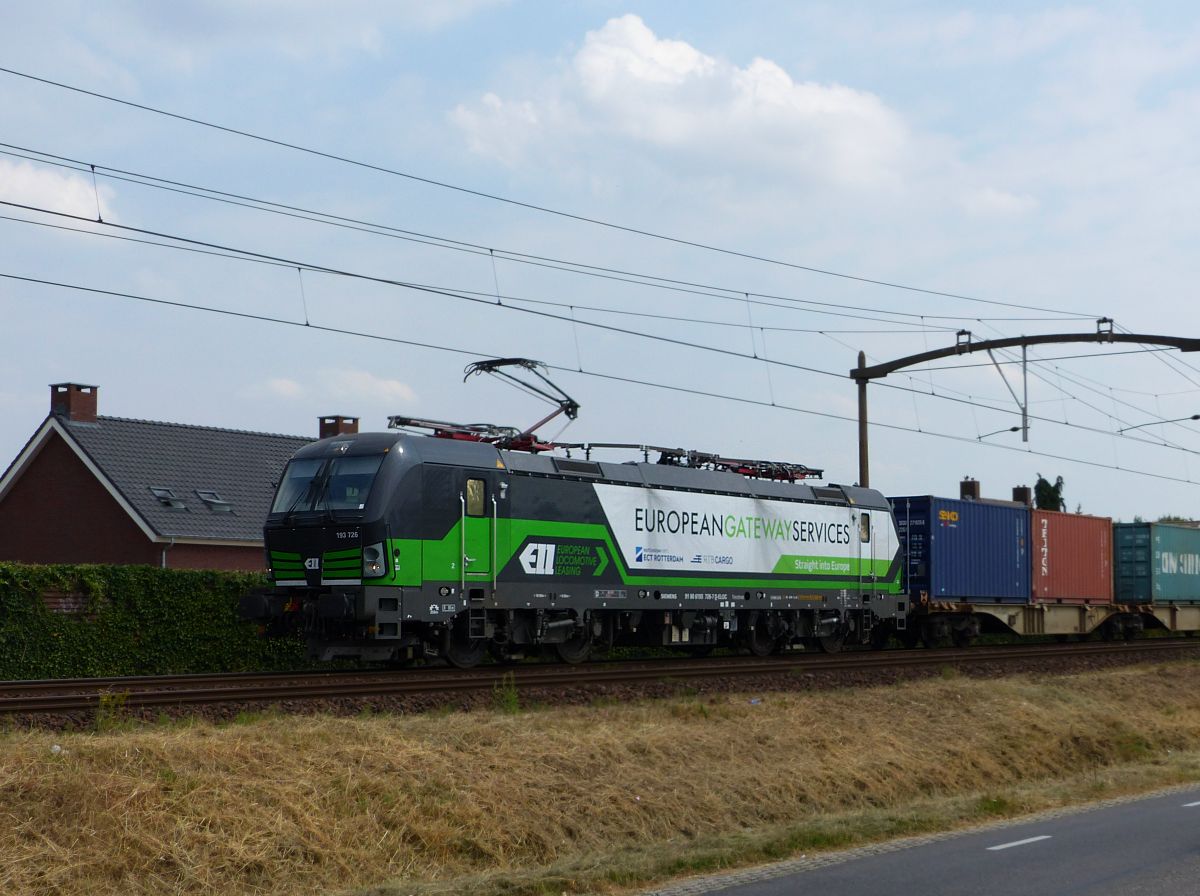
(1, 639, 1195, 716)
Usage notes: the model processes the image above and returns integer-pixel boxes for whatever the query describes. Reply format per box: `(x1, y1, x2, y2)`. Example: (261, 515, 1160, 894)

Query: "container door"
(461, 474, 494, 584)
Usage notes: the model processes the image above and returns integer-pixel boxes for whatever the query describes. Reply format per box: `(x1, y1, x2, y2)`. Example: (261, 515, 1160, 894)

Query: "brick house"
(0, 383, 358, 571)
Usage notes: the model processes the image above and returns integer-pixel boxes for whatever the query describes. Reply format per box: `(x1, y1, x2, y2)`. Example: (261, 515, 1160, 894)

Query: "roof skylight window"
(149, 487, 187, 509)
(196, 490, 234, 513)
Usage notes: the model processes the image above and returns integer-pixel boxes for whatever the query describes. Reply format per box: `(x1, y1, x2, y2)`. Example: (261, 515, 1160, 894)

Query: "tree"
(1034, 474, 1065, 511)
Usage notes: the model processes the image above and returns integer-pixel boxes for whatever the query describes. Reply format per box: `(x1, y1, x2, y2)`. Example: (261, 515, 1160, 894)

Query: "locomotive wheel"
(442, 618, 486, 668)
(817, 634, 844, 654)
(554, 628, 593, 665)
(744, 613, 775, 657)
(487, 643, 520, 665)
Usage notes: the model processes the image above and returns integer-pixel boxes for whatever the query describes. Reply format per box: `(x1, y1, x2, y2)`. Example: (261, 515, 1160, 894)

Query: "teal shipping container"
(1114, 522, 1200, 604)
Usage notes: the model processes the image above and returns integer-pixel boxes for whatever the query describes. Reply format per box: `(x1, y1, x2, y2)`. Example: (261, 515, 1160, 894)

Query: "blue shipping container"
(889, 496, 1031, 603)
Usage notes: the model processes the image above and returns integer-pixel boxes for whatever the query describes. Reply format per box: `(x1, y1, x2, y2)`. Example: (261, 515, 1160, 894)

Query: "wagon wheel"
(743, 612, 776, 657)
(442, 617, 486, 668)
(919, 622, 939, 649)
(869, 623, 892, 651)
(951, 628, 974, 649)
(554, 627, 593, 665)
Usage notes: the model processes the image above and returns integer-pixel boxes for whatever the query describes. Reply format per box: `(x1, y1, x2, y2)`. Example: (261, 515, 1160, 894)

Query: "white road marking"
(1182, 801, 1200, 808)
(987, 835, 1052, 851)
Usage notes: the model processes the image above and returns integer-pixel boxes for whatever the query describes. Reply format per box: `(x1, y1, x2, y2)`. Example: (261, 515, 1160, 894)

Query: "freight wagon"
(893, 481, 1200, 644)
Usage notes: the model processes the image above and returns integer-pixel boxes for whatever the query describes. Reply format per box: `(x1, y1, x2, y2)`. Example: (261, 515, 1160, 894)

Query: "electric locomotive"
(241, 425, 907, 666)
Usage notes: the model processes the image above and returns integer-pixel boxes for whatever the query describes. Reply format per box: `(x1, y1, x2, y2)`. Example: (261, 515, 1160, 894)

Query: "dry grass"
(3, 662, 1200, 896)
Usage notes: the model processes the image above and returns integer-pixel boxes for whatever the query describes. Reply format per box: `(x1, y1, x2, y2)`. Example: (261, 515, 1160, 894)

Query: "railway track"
(2, 639, 1196, 717)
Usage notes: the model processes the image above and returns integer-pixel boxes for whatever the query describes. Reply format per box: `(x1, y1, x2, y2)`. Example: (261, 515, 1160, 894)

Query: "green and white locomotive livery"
(242, 431, 907, 666)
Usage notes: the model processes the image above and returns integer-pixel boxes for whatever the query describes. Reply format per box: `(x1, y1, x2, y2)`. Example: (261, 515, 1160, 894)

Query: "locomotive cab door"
(856, 510, 875, 593)
(461, 473, 495, 589)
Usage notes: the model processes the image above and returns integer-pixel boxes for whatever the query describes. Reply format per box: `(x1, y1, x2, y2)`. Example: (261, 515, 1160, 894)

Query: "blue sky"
(3, 1, 1200, 520)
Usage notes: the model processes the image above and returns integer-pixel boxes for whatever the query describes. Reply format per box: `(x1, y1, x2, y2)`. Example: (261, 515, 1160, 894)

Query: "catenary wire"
(3, 200, 1185, 450)
(0, 67, 1102, 319)
(909, 347, 1175, 371)
(0, 200, 879, 381)
(3, 268, 1196, 466)
(0, 142, 1092, 328)
(1114, 322, 1200, 387)
(0, 210, 964, 336)
(973, 324, 1196, 451)
(0, 211, 942, 336)
(2, 269, 1195, 485)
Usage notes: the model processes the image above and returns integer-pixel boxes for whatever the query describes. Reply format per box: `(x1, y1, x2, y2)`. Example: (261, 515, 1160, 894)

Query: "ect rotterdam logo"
(634, 545, 684, 564)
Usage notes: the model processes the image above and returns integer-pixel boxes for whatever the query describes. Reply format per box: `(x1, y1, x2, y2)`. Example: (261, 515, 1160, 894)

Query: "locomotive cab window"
(466, 478, 486, 516)
(270, 454, 386, 515)
(859, 512, 871, 543)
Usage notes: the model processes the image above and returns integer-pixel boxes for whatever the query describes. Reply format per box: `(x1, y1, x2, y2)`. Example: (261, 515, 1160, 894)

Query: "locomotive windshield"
(271, 454, 386, 515)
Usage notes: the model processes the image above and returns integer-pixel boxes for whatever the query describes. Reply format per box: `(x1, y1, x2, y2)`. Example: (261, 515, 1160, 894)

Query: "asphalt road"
(646, 786, 1200, 896)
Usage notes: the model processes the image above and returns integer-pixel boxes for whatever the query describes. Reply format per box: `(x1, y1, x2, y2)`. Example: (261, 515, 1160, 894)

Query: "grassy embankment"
(3, 662, 1200, 896)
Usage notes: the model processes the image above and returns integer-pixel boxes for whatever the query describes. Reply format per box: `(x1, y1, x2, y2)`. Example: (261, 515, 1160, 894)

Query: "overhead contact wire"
(0, 67, 1100, 318)
(2, 270, 1195, 486)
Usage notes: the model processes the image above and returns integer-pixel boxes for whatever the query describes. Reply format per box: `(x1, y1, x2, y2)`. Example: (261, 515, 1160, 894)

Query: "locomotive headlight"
(363, 542, 386, 577)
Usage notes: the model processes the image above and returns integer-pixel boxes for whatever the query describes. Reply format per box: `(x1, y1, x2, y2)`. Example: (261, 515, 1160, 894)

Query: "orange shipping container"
(1030, 510, 1113, 604)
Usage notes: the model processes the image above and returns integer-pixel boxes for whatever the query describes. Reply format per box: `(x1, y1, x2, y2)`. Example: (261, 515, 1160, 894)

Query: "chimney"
(50, 383, 98, 423)
(319, 415, 359, 439)
(960, 477, 981, 500)
(1012, 486, 1033, 506)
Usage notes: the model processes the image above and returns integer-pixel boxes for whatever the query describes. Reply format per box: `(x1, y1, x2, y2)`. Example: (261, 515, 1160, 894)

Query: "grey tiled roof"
(62, 415, 311, 541)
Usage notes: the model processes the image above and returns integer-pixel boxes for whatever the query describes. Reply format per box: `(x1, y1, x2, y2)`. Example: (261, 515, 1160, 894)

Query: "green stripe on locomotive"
(264, 432, 902, 596)
(369, 518, 901, 593)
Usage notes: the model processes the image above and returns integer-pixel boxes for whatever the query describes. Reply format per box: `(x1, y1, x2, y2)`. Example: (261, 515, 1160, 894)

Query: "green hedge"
(0, 563, 306, 680)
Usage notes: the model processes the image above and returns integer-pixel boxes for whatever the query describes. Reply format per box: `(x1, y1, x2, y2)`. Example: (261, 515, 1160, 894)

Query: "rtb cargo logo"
(519, 543, 556, 575)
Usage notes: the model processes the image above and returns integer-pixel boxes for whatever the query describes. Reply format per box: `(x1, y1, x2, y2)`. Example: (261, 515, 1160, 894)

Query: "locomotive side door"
(856, 510, 875, 595)
(461, 473, 494, 589)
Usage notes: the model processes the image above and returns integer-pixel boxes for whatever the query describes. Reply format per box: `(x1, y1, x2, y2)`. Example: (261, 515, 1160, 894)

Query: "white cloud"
(254, 378, 305, 400)
(0, 160, 117, 221)
(320, 369, 417, 405)
(452, 14, 912, 189)
(961, 186, 1038, 217)
(241, 370, 415, 406)
(452, 93, 542, 166)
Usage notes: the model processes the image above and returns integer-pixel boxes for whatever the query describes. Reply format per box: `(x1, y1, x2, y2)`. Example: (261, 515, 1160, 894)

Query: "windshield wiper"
(313, 463, 335, 522)
(284, 461, 331, 523)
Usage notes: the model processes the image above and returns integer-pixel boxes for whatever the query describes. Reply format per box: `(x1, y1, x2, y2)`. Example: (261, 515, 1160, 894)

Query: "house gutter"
(161, 537, 175, 569)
